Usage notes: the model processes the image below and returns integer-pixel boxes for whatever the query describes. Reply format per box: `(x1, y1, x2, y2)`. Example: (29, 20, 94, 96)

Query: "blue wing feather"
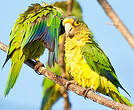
(20, 4, 63, 67)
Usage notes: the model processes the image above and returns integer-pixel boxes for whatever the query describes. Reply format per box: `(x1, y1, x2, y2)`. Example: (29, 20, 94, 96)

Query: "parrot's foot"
(83, 87, 95, 99)
(65, 80, 78, 90)
(34, 61, 44, 75)
(68, 72, 73, 79)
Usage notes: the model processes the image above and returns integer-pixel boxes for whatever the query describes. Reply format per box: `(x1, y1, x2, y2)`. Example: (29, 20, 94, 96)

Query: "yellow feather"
(65, 36, 123, 96)
(64, 18, 132, 105)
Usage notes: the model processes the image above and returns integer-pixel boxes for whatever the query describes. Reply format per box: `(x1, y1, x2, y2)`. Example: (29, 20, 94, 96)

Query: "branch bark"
(67, 0, 73, 16)
(0, 42, 134, 110)
(58, 0, 74, 109)
(59, 34, 71, 110)
(97, 0, 134, 50)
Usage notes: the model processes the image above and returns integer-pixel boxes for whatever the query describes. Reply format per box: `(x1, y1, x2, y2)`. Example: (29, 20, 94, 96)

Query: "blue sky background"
(0, 0, 134, 110)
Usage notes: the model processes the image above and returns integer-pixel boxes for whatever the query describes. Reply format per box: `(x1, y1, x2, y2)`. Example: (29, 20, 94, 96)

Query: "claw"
(34, 61, 44, 75)
(83, 87, 95, 99)
(65, 80, 78, 90)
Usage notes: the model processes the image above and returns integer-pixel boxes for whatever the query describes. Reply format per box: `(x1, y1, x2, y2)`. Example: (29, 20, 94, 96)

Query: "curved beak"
(63, 18, 74, 37)
(64, 23, 73, 37)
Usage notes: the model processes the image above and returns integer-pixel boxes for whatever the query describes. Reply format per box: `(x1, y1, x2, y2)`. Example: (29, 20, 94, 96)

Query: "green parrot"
(2, 2, 65, 96)
(63, 16, 132, 106)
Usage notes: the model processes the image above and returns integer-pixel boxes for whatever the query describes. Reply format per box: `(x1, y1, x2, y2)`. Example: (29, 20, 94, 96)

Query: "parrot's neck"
(65, 33, 88, 65)
(65, 37, 83, 68)
(65, 30, 94, 64)
(66, 32, 88, 47)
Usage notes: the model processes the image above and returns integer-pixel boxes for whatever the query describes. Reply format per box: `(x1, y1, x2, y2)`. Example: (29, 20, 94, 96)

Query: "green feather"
(3, 3, 64, 96)
(4, 50, 25, 96)
(81, 42, 130, 96)
(64, 16, 132, 105)
(41, 63, 61, 110)
(109, 90, 132, 106)
(47, 13, 53, 27)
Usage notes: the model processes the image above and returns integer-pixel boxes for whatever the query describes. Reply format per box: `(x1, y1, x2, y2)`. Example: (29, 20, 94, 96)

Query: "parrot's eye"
(73, 20, 80, 26)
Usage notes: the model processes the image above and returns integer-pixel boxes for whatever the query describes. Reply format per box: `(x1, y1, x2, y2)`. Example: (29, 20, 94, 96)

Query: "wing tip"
(120, 84, 131, 98)
(2, 55, 10, 69)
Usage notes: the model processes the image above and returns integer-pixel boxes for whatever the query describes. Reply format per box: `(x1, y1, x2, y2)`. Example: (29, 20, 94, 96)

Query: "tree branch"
(97, 0, 134, 50)
(67, 0, 73, 16)
(59, 34, 71, 110)
(58, 0, 74, 109)
(0, 41, 8, 52)
(0, 41, 134, 110)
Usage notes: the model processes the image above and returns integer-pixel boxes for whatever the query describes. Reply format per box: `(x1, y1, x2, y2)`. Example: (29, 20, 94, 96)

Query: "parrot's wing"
(22, 4, 64, 67)
(8, 4, 64, 67)
(81, 42, 130, 96)
(3, 3, 64, 96)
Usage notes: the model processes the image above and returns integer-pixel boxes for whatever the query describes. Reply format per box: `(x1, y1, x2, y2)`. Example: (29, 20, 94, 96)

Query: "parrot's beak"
(63, 18, 74, 37)
(64, 23, 73, 37)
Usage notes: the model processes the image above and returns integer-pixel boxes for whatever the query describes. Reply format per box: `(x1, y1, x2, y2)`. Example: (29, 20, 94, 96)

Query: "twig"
(97, 0, 134, 50)
(67, 0, 73, 16)
(0, 42, 134, 110)
(59, 34, 71, 110)
(60, 85, 71, 110)
(58, 34, 66, 78)
(58, 0, 74, 109)
(0, 41, 8, 52)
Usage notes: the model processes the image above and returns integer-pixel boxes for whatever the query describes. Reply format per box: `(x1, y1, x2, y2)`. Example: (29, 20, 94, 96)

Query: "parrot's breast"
(65, 37, 100, 90)
(65, 37, 118, 94)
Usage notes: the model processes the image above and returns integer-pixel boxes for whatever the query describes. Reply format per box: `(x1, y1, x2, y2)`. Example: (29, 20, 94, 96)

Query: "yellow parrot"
(63, 16, 132, 106)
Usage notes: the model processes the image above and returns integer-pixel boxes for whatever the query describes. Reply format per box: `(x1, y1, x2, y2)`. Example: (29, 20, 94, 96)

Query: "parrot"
(2, 2, 65, 96)
(62, 16, 132, 106)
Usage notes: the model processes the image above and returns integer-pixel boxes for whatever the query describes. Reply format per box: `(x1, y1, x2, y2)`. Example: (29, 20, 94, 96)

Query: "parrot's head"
(62, 16, 90, 39)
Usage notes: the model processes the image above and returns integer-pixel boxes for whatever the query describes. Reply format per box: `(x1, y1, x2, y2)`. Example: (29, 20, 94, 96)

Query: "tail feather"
(2, 49, 16, 69)
(41, 78, 61, 110)
(109, 91, 133, 106)
(4, 50, 25, 96)
(119, 84, 131, 97)
(41, 87, 54, 110)
(2, 56, 10, 69)
(48, 51, 55, 67)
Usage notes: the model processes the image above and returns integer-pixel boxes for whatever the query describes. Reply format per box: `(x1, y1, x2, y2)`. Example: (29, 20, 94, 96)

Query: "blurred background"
(0, 0, 134, 110)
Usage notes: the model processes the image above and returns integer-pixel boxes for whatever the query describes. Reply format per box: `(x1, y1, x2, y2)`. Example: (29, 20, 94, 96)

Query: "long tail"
(41, 63, 62, 110)
(41, 78, 61, 110)
(109, 90, 133, 106)
(4, 49, 25, 96)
